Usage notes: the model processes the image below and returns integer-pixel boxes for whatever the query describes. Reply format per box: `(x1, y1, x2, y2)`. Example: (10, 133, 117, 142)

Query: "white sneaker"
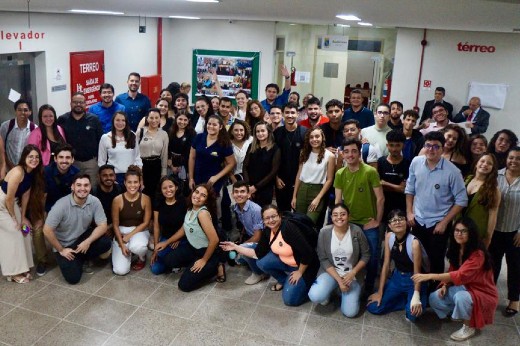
(245, 273, 267, 285)
(320, 297, 330, 306)
(450, 324, 476, 341)
(83, 261, 94, 274)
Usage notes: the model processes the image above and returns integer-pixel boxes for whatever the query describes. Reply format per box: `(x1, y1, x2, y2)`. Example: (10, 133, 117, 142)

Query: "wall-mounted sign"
(0, 30, 46, 50)
(70, 50, 105, 109)
(317, 36, 349, 52)
(457, 42, 496, 53)
(423, 79, 432, 90)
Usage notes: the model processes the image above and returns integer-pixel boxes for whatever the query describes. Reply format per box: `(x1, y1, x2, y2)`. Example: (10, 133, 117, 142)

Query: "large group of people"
(0, 70, 518, 343)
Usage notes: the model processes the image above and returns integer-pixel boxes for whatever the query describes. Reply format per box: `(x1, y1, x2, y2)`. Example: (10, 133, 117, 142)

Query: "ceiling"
(1, 0, 520, 33)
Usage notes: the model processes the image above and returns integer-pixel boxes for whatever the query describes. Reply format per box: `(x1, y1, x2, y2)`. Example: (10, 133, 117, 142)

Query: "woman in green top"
(158, 184, 220, 292)
(462, 153, 501, 247)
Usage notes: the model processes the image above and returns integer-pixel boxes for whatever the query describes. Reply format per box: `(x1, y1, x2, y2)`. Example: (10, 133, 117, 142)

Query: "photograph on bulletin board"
(192, 49, 260, 100)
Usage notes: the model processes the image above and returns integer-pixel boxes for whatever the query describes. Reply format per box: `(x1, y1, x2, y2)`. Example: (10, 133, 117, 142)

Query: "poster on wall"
(70, 50, 104, 109)
(192, 49, 260, 101)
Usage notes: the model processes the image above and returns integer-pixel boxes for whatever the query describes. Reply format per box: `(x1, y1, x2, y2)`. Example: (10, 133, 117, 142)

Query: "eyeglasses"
(424, 143, 441, 151)
(263, 214, 279, 222)
(389, 216, 406, 224)
(454, 228, 469, 235)
(376, 111, 390, 116)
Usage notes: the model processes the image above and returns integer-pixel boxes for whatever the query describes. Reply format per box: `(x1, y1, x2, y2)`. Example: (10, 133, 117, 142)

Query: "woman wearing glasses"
(412, 217, 498, 342)
(220, 204, 319, 306)
(366, 209, 428, 322)
(308, 203, 370, 317)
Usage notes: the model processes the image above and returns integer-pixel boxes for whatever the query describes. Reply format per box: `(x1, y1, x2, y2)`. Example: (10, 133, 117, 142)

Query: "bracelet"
(284, 76, 290, 79)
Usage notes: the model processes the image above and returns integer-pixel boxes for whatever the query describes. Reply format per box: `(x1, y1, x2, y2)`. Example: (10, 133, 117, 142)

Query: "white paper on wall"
(468, 83, 509, 109)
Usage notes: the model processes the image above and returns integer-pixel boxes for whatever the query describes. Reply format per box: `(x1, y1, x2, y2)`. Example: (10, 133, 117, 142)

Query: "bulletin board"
(192, 49, 260, 101)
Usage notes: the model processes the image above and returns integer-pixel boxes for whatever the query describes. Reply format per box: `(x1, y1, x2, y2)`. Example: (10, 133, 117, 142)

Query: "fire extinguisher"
(382, 77, 391, 104)
(291, 67, 297, 87)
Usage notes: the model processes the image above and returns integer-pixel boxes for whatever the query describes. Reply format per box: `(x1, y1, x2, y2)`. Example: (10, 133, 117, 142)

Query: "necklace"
(395, 235, 406, 251)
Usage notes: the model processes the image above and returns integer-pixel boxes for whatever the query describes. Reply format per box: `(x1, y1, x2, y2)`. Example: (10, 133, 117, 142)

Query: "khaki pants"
(75, 158, 99, 189)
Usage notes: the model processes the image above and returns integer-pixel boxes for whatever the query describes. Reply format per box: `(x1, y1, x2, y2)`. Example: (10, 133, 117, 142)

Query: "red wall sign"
(423, 80, 432, 88)
(70, 50, 105, 109)
(457, 42, 496, 53)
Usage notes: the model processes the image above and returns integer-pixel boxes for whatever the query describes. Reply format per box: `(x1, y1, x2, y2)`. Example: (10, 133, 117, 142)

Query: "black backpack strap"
(269, 227, 283, 248)
(4, 119, 16, 142)
(138, 127, 144, 145)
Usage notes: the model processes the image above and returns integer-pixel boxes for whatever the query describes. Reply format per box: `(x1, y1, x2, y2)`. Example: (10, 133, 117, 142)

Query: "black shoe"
(36, 264, 47, 277)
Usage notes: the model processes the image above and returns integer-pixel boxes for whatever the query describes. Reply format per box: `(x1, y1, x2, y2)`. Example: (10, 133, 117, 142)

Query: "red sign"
(423, 80, 432, 88)
(457, 42, 496, 53)
(70, 51, 105, 109)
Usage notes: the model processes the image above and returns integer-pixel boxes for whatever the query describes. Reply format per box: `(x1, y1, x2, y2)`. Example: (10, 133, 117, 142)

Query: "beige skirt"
(0, 190, 33, 276)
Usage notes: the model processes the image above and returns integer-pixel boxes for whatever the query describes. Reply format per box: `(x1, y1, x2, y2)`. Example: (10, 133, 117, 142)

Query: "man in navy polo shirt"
(115, 72, 151, 131)
(260, 65, 291, 114)
(89, 83, 125, 133)
(342, 89, 375, 129)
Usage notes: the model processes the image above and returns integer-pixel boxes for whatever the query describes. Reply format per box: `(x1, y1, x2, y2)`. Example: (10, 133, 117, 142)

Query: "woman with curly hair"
(460, 153, 501, 246)
(0, 145, 45, 283)
(488, 129, 518, 169)
(441, 124, 469, 176)
(159, 184, 220, 292)
(291, 127, 335, 224)
(245, 100, 266, 130)
(243, 121, 280, 207)
(465, 134, 488, 173)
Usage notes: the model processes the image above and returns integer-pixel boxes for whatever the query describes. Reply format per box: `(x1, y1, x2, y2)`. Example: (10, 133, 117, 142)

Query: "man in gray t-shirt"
(43, 173, 110, 284)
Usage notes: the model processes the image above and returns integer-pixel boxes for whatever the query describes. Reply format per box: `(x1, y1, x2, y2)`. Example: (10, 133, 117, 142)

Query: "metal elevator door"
(0, 53, 37, 124)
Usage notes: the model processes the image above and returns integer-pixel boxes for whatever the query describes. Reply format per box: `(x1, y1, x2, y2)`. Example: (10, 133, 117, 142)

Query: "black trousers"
(276, 183, 294, 213)
(142, 158, 162, 197)
(412, 220, 451, 274)
(252, 185, 275, 209)
(163, 242, 219, 292)
(489, 231, 520, 301)
(55, 228, 111, 285)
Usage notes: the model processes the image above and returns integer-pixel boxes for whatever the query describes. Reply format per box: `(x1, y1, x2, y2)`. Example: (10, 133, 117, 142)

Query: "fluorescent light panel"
(336, 14, 361, 21)
(186, 0, 219, 2)
(69, 9, 124, 15)
(337, 24, 350, 28)
(358, 22, 373, 26)
(169, 15, 201, 19)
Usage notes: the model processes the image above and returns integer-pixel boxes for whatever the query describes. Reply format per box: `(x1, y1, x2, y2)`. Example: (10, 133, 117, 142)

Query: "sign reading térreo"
(457, 42, 496, 53)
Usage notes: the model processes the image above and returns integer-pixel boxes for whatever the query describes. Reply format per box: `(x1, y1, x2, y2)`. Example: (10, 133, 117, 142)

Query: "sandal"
(24, 272, 33, 280)
(270, 283, 283, 291)
(131, 258, 146, 271)
(7, 275, 29, 284)
(215, 263, 227, 283)
(505, 307, 519, 317)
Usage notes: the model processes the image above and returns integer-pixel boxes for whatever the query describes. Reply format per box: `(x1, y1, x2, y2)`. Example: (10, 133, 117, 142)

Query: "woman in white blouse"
(228, 119, 252, 183)
(98, 111, 142, 185)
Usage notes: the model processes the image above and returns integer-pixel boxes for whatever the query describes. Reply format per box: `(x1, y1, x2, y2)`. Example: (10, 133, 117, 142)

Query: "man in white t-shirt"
(341, 119, 381, 169)
(361, 103, 392, 157)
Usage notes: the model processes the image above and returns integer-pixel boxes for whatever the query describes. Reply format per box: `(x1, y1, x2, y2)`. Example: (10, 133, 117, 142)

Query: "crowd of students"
(0, 71, 518, 343)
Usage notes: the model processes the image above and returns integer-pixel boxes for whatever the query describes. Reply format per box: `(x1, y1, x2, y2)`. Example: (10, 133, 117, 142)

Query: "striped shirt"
(0, 119, 37, 166)
(496, 168, 520, 233)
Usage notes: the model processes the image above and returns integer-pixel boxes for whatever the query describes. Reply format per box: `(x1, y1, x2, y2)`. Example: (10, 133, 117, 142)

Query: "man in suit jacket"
(420, 87, 454, 124)
(452, 97, 490, 135)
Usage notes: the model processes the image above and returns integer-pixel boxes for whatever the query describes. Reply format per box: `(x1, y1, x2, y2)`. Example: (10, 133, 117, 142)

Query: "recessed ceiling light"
(358, 22, 373, 26)
(186, 0, 219, 2)
(336, 14, 361, 21)
(69, 9, 124, 15)
(289, 23, 298, 26)
(169, 15, 201, 19)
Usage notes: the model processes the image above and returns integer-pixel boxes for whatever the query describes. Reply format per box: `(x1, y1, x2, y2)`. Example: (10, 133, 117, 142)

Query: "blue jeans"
(150, 237, 188, 275)
(359, 226, 380, 292)
(308, 272, 362, 317)
(429, 285, 473, 321)
(237, 243, 262, 275)
(366, 271, 428, 322)
(257, 251, 309, 306)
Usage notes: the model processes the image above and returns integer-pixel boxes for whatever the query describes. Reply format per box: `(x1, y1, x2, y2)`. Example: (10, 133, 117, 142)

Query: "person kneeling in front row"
(412, 217, 498, 342)
(308, 203, 370, 317)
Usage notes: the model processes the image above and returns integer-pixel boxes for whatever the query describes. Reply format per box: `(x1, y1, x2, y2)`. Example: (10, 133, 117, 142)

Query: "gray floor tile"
(0, 308, 60, 346)
(0, 302, 14, 318)
(411, 310, 466, 342)
(0, 276, 49, 305)
(65, 296, 137, 334)
(411, 336, 461, 345)
(95, 276, 159, 305)
(227, 264, 254, 277)
(21, 284, 90, 318)
(310, 297, 365, 321)
(362, 326, 413, 346)
(492, 302, 517, 326)
(170, 323, 241, 346)
(126, 265, 169, 283)
(363, 309, 412, 334)
(246, 305, 308, 343)
(52, 268, 115, 294)
(258, 284, 313, 313)
(34, 321, 110, 346)
(191, 295, 254, 332)
(115, 307, 186, 346)
(237, 332, 299, 346)
(104, 335, 144, 346)
(468, 323, 520, 346)
(163, 271, 217, 292)
(142, 285, 206, 318)
(301, 314, 363, 346)
(209, 273, 268, 303)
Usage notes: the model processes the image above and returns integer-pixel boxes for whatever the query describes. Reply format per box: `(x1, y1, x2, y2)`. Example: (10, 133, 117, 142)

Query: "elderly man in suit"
(452, 97, 490, 135)
(419, 87, 454, 125)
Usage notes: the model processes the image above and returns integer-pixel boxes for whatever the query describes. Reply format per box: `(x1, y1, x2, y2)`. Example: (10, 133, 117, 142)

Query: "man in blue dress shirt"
(260, 65, 291, 114)
(115, 72, 151, 131)
(89, 83, 125, 133)
(342, 89, 375, 129)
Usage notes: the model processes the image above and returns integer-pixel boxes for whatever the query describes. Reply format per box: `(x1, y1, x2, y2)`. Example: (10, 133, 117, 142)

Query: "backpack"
(5, 118, 36, 142)
(389, 232, 430, 273)
(277, 212, 319, 249)
(361, 143, 370, 163)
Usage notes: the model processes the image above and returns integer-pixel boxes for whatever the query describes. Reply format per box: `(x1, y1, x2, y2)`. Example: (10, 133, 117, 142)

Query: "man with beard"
(260, 65, 291, 114)
(299, 97, 329, 129)
(43, 173, 110, 284)
(89, 83, 126, 133)
(388, 101, 404, 130)
(95, 164, 123, 238)
(273, 102, 307, 212)
(58, 92, 103, 186)
(115, 72, 151, 131)
(342, 89, 375, 129)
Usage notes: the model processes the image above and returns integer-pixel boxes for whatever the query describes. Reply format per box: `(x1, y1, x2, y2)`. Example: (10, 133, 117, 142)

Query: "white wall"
(161, 19, 276, 101)
(392, 28, 520, 137)
(0, 12, 158, 115)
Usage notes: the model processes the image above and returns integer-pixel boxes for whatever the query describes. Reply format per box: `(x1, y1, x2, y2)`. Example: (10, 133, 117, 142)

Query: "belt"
(142, 156, 161, 161)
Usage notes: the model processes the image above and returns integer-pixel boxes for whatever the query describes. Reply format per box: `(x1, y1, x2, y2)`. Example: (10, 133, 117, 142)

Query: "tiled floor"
(0, 258, 518, 346)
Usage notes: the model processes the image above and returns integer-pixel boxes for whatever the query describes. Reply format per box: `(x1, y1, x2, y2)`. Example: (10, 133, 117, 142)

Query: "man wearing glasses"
(420, 103, 452, 135)
(405, 131, 467, 289)
(58, 92, 103, 186)
(361, 103, 392, 156)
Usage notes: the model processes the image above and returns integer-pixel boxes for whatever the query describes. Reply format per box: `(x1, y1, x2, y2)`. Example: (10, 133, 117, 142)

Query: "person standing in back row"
(115, 72, 151, 132)
(342, 89, 374, 129)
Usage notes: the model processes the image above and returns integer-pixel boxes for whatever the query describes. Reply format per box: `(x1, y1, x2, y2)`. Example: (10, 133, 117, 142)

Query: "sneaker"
(450, 324, 476, 341)
(36, 264, 47, 277)
(83, 261, 94, 274)
(320, 297, 331, 306)
(245, 273, 267, 285)
(171, 268, 183, 274)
